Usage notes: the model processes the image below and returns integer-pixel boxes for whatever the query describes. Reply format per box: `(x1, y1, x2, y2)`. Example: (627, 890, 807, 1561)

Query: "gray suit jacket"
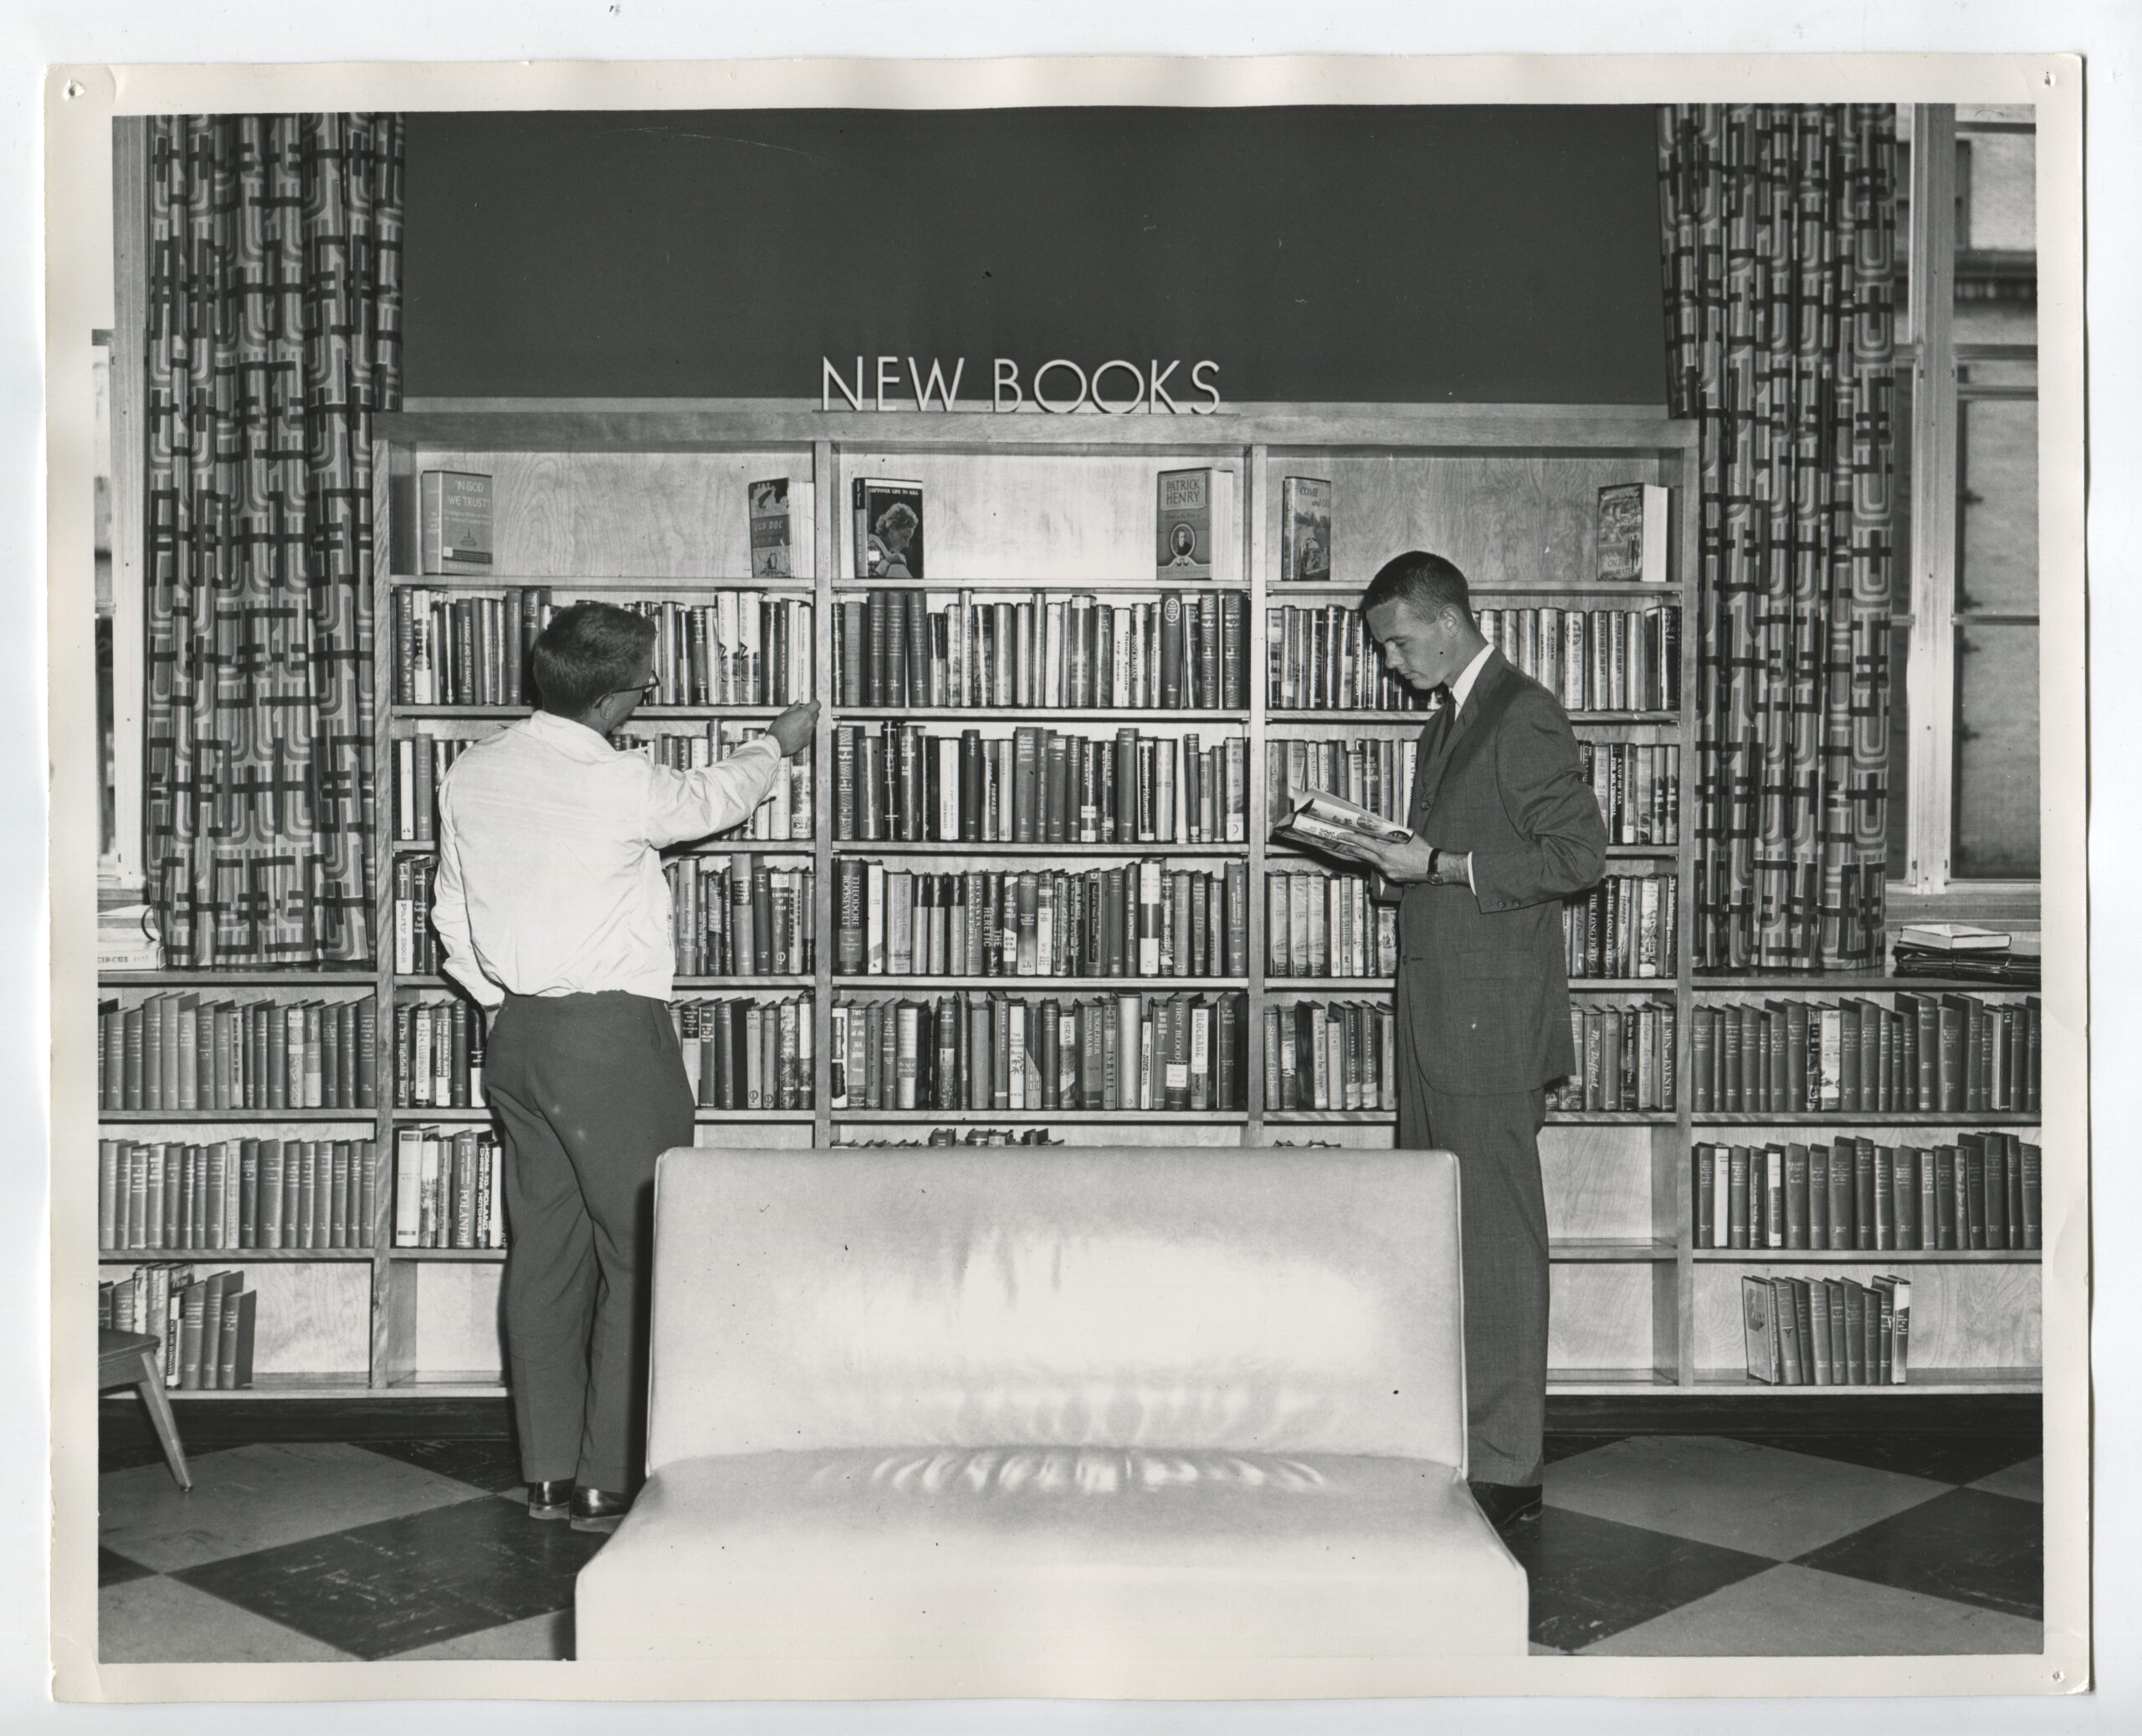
(1393, 649, 1608, 1095)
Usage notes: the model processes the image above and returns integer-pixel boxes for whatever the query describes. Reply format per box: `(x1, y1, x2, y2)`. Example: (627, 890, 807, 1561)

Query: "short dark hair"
(530, 602, 658, 715)
(1360, 551, 1473, 623)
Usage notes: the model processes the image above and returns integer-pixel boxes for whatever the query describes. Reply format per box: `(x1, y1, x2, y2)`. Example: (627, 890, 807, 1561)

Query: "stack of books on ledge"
(1743, 1271, 1909, 1386)
(100, 1264, 259, 1390)
(1890, 924, 2042, 988)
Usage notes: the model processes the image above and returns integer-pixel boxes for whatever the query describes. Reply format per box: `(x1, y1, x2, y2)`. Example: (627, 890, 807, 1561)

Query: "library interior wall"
(401, 105, 1668, 406)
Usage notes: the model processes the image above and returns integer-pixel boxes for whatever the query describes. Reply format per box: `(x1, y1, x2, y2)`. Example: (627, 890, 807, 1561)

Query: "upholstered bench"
(576, 1146, 1525, 1692)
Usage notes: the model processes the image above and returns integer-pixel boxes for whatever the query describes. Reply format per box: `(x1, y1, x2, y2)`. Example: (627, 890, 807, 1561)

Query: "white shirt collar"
(523, 708, 618, 761)
(1448, 640, 1495, 717)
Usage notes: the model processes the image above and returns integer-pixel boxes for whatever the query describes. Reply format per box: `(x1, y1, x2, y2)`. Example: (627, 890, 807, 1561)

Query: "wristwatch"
(1427, 847, 1443, 883)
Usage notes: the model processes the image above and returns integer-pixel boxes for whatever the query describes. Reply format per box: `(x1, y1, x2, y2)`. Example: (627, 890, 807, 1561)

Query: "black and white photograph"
(24, 24, 2123, 1718)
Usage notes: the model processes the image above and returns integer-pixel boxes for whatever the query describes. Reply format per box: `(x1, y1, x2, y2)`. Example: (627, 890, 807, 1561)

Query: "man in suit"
(1320, 551, 1606, 1532)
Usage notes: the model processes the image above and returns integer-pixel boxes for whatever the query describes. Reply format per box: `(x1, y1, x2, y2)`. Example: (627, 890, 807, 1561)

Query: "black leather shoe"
(1469, 1480, 1544, 1533)
(570, 1487, 633, 1534)
(527, 1479, 572, 1521)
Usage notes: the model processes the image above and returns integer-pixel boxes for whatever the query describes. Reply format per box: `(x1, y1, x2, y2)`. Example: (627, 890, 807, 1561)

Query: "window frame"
(1895, 102, 2041, 906)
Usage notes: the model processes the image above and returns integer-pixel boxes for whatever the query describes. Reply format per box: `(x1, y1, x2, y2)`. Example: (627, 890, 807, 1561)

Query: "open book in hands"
(1272, 791, 1413, 855)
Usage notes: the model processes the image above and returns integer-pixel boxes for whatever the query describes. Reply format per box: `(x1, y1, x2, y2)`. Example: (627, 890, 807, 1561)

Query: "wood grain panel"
(840, 453, 1242, 583)
(1549, 1264, 1659, 1371)
(691, 1124, 816, 1151)
(1541, 1124, 1659, 1242)
(1264, 452, 1673, 589)
(242, 1262, 372, 1376)
(566, 451, 812, 577)
(1692, 1262, 2042, 1374)
(408, 1260, 506, 1379)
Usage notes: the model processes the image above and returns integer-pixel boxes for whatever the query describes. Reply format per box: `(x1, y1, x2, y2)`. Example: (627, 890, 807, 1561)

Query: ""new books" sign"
(822, 356, 1222, 414)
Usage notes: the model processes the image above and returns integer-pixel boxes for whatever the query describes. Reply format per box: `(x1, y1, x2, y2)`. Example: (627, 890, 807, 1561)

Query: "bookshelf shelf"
(831, 577, 1254, 593)
(834, 841, 1247, 859)
(1691, 1369, 2041, 1395)
(672, 975, 817, 990)
(388, 1107, 815, 1124)
(400, 704, 791, 721)
(836, 707, 1252, 725)
(391, 573, 817, 596)
(161, 1379, 382, 1401)
(1689, 1113, 2041, 1127)
(1550, 1240, 1679, 1262)
(1546, 1370, 1682, 1393)
(1263, 977, 1395, 992)
(100, 1247, 377, 1262)
(99, 1109, 377, 1124)
(389, 1247, 508, 1262)
(1691, 1248, 2041, 1264)
(99, 970, 377, 987)
(845, 975, 1251, 991)
(1691, 973, 2041, 996)
(1268, 581, 1691, 599)
(833, 1109, 1250, 1124)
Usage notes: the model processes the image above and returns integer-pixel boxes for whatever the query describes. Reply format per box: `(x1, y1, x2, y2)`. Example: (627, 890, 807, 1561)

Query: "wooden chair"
(99, 1329, 191, 1492)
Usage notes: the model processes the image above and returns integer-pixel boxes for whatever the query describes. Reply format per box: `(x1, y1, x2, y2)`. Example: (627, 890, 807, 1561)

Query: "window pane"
(1958, 397, 2038, 616)
(1957, 131, 2035, 250)
(1886, 628, 1911, 882)
(1954, 622, 2039, 878)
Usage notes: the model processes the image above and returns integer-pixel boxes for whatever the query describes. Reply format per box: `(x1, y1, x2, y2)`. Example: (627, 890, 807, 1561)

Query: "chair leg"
(134, 1350, 191, 1493)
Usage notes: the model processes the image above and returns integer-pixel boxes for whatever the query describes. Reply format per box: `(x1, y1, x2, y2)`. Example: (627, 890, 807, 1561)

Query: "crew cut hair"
(1360, 551, 1473, 623)
(530, 601, 658, 715)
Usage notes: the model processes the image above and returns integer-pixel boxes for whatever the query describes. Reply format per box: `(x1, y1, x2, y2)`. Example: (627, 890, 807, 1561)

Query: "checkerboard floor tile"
(99, 1429, 2043, 1662)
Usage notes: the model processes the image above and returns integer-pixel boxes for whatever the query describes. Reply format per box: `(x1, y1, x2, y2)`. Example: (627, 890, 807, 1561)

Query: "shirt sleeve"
(432, 796, 507, 1009)
(642, 734, 787, 848)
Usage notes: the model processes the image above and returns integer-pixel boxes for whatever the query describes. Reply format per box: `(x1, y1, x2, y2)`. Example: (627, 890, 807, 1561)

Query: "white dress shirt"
(433, 709, 786, 1007)
(1442, 640, 1495, 893)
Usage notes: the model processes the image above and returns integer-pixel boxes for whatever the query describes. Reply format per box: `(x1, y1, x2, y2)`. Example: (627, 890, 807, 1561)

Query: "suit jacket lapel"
(1414, 649, 1509, 817)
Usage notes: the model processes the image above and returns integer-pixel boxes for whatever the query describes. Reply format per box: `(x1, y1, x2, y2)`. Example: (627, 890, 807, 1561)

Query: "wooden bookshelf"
(98, 398, 2039, 1405)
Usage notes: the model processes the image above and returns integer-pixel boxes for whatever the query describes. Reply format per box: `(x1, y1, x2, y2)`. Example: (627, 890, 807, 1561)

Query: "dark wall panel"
(404, 105, 1664, 405)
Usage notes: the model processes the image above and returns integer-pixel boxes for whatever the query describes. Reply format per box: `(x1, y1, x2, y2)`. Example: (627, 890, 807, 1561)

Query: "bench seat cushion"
(576, 1445, 1525, 1682)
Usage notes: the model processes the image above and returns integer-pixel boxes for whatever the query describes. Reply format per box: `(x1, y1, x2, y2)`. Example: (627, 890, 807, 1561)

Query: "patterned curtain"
(143, 115, 402, 966)
(1659, 105, 1898, 973)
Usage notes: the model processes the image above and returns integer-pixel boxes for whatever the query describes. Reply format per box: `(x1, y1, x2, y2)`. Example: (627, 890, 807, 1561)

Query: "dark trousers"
(483, 991, 694, 1493)
(1393, 980, 1550, 1488)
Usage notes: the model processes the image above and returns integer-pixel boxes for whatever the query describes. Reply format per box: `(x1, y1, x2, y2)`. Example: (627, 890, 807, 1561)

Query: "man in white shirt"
(433, 601, 817, 1532)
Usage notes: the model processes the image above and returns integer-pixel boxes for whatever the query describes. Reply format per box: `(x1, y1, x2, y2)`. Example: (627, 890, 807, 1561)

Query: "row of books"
(833, 724, 1249, 846)
(1264, 872, 1401, 980)
(676, 996, 816, 1110)
(665, 857, 816, 979)
(830, 991, 1248, 1113)
(833, 588, 1249, 713)
(1566, 873, 1678, 980)
(622, 722, 815, 843)
(1688, 995, 2043, 1117)
(396, 999, 484, 1109)
(830, 1129, 1068, 1147)
(1264, 604, 1681, 715)
(393, 587, 818, 710)
(1547, 1001, 1679, 1114)
(833, 860, 1250, 981)
(1266, 735, 1417, 832)
(1581, 742, 1682, 847)
(99, 1139, 381, 1252)
(1743, 1273, 1909, 1386)
(392, 1126, 506, 1248)
(99, 1263, 258, 1390)
(1262, 999, 1397, 1112)
(1694, 1130, 2042, 1252)
(394, 859, 444, 976)
(99, 995, 377, 1114)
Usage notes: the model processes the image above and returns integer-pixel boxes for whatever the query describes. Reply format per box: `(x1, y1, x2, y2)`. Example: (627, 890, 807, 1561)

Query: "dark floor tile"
(1796, 1487, 2042, 1621)
(1725, 1431, 2040, 1488)
(100, 1424, 196, 1476)
(174, 1493, 607, 1661)
(1502, 1502, 1776, 1652)
(1544, 1433, 1630, 1466)
(99, 1546, 156, 1588)
(358, 1437, 527, 1496)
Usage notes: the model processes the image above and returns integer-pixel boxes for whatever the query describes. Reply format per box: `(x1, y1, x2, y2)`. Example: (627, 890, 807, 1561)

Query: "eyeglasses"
(613, 678, 662, 703)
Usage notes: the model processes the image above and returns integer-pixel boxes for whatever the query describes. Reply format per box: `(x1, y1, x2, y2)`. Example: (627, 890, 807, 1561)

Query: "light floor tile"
(1970, 1456, 2042, 1503)
(1582, 1563, 2045, 1657)
(1545, 1435, 1948, 1561)
(100, 1441, 487, 1573)
(100, 1575, 357, 1663)
(390, 1608, 573, 1661)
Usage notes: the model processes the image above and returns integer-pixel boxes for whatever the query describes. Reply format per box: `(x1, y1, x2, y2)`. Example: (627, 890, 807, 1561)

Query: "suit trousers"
(1394, 975, 1550, 1488)
(483, 991, 695, 1493)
